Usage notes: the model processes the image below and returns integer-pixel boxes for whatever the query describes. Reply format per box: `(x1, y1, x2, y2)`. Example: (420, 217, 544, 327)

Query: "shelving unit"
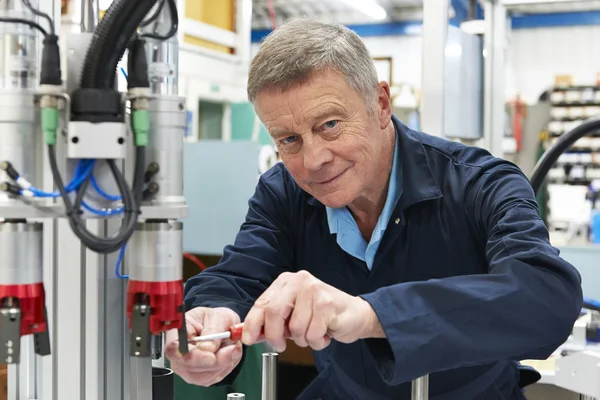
(547, 85, 600, 184)
(544, 85, 600, 236)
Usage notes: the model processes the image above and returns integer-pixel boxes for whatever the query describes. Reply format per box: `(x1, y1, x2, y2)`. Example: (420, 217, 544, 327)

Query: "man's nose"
(303, 135, 333, 171)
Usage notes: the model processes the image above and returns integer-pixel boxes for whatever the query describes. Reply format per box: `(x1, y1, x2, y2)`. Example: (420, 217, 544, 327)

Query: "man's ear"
(377, 82, 392, 130)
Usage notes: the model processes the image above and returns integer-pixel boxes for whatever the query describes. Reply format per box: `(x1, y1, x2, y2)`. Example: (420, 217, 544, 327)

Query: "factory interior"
(1, 0, 600, 399)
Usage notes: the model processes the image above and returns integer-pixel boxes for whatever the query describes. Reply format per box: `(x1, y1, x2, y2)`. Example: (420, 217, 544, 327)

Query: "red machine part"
(126, 280, 184, 335)
(0, 283, 47, 335)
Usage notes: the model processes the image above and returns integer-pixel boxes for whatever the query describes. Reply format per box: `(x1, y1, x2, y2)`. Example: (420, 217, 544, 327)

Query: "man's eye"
(281, 135, 298, 145)
(323, 120, 338, 130)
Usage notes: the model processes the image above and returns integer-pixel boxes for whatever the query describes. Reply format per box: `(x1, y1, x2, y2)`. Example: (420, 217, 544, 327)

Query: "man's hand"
(165, 307, 243, 386)
(241, 270, 384, 352)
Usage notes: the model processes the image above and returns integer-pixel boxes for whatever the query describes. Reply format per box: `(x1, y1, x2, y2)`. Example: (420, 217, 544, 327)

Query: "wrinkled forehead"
(254, 70, 365, 127)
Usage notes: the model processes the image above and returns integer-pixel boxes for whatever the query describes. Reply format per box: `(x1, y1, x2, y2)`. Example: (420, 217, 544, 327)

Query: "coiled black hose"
(530, 116, 600, 195)
(529, 117, 600, 312)
(80, 0, 157, 89)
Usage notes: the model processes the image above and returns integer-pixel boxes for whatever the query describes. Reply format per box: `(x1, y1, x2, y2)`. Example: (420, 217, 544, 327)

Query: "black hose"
(80, 0, 157, 89)
(530, 117, 600, 195)
(0, 17, 47, 37)
(21, 0, 54, 34)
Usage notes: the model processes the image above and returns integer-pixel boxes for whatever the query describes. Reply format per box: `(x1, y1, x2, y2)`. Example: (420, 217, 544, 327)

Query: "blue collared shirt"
(325, 133, 402, 270)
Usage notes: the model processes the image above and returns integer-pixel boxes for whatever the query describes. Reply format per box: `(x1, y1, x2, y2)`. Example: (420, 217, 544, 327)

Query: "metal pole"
(261, 352, 278, 400)
(420, 0, 449, 137)
(412, 375, 429, 400)
(482, 0, 507, 158)
(80, 0, 99, 32)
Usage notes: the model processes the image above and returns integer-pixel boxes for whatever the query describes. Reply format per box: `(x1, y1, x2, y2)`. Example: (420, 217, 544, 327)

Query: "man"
(165, 19, 583, 399)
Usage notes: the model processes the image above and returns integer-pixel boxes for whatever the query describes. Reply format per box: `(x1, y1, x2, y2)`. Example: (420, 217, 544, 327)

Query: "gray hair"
(247, 18, 380, 112)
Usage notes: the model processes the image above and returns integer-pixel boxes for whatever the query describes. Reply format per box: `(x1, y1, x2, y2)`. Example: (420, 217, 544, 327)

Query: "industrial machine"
(0, 0, 189, 398)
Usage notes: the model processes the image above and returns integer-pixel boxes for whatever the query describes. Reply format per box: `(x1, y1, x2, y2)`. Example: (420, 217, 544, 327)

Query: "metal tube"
(261, 352, 278, 400)
(412, 375, 429, 400)
(227, 394, 245, 399)
(140, 2, 179, 95)
(80, 0, 99, 32)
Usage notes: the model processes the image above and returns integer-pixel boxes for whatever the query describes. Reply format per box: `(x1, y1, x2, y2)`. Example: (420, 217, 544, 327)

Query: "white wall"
(508, 25, 600, 104)
(252, 24, 600, 106)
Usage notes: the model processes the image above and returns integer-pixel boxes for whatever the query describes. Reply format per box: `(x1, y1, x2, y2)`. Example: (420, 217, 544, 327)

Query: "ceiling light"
(338, 0, 387, 20)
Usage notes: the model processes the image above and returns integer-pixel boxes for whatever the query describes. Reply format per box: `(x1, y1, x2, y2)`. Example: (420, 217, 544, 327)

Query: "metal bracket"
(0, 306, 21, 364)
(177, 304, 189, 355)
(130, 302, 151, 357)
(34, 330, 51, 356)
(34, 307, 51, 356)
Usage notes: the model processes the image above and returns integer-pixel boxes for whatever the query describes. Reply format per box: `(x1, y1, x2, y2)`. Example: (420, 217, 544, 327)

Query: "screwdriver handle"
(229, 323, 246, 341)
(228, 323, 289, 342)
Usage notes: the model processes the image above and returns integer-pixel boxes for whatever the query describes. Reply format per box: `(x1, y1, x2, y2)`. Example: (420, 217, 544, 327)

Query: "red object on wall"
(512, 95, 526, 152)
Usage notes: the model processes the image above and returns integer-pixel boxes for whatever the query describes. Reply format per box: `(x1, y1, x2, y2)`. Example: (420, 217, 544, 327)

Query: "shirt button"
(394, 217, 400, 225)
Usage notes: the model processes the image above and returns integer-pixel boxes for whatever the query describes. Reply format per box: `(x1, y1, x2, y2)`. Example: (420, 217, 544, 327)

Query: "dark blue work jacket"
(185, 117, 583, 399)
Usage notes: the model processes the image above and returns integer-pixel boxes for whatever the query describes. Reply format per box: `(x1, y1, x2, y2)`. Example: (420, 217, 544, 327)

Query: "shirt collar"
(304, 115, 442, 209)
(325, 132, 401, 234)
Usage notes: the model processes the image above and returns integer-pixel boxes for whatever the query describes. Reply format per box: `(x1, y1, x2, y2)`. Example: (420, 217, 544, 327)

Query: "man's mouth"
(316, 168, 349, 185)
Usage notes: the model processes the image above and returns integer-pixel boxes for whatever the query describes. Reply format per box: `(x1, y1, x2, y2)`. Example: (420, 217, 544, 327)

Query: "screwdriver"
(188, 322, 291, 343)
(189, 323, 249, 342)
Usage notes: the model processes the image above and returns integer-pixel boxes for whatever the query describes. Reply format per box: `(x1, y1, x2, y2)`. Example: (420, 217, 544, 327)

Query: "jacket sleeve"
(359, 162, 583, 385)
(183, 173, 295, 385)
(184, 174, 295, 319)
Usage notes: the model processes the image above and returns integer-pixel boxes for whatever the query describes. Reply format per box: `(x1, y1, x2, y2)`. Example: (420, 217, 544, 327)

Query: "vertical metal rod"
(420, 0, 450, 137)
(80, 0, 99, 32)
(411, 375, 429, 400)
(261, 352, 278, 400)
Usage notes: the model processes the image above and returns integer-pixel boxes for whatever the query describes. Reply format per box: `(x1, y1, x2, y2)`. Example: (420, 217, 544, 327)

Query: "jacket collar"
(392, 116, 443, 209)
(303, 115, 442, 209)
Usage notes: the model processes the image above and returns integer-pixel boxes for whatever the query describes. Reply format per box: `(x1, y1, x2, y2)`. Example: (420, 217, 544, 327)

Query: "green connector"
(42, 107, 60, 145)
(132, 109, 150, 147)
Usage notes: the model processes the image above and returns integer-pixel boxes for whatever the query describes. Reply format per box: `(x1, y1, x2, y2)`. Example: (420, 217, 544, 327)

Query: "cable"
(183, 253, 207, 271)
(21, 0, 54, 34)
(80, 0, 157, 89)
(115, 245, 129, 279)
(91, 175, 121, 201)
(139, 0, 178, 41)
(530, 117, 600, 195)
(47, 144, 141, 253)
(0, 17, 47, 37)
(140, 0, 166, 27)
(1, 158, 123, 217)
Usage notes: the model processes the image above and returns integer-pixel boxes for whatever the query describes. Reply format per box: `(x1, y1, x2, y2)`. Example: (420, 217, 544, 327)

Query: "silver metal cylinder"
(80, 0, 99, 32)
(145, 96, 186, 205)
(411, 375, 429, 400)
(261, 352, 278, 400)
(0, 91, 39, 204)
(227, 394, 245, 399)
(0, 222, 43, 285)
(127, 221, 183, 282)
(0, 1, 39, 89)
(140, 1, 178, 95)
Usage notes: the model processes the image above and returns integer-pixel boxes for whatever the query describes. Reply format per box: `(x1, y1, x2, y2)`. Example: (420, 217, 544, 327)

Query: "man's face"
(254, 69, 392, 208)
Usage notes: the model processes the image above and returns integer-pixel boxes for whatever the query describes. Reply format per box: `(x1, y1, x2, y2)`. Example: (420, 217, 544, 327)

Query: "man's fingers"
(288, 291, 312, 348)
(263, 282, 296, 352)
(166, 343, 220, 368)
(306, 296, 331, 351)
(171, 343, 242, 387)
(243, 276, 288, 345)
